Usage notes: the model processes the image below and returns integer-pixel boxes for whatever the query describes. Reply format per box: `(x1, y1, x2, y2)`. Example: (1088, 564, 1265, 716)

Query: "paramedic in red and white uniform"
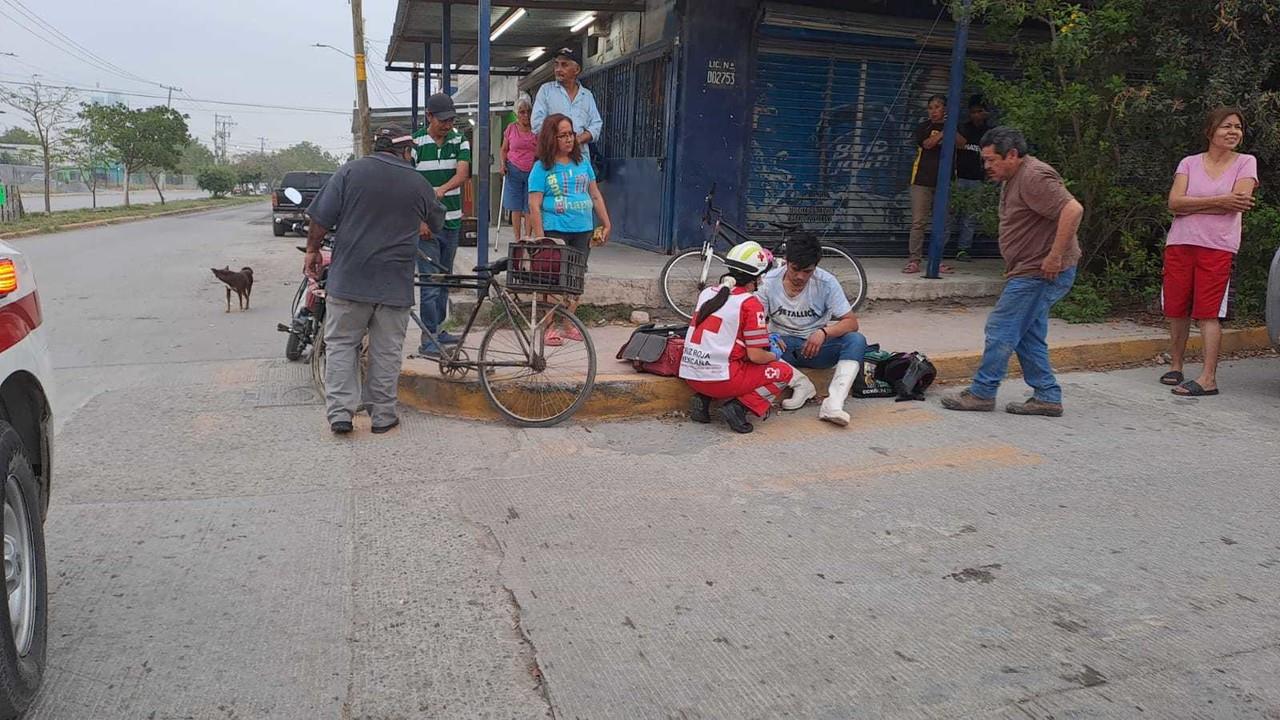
(679, 241, 810, 434)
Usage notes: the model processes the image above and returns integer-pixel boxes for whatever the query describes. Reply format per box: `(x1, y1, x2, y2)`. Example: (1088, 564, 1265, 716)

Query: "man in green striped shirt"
(412, 93, 472, 356)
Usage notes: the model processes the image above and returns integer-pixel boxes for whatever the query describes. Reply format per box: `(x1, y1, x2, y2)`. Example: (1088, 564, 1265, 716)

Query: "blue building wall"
(667, 0, 758, 251)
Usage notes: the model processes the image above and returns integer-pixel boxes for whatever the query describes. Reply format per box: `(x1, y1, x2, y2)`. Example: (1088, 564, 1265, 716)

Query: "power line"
(0, 80, 351, 115)
(0, 1, 163, 90)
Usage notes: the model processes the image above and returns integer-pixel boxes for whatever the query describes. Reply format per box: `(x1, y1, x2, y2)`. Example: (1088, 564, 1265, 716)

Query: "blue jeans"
(954, 178, 983, 252)
(778, 331, 867, 369)
(417, 226, 459, 335)
(970, 267, 1077, 403)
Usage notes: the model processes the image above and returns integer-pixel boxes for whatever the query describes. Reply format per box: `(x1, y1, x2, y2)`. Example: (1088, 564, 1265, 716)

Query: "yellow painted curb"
(399, 326, 1273, 423)
(0, 198, 261, 240)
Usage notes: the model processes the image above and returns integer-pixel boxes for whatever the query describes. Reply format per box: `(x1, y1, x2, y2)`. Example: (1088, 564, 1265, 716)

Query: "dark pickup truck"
(272, 171, 332, 236)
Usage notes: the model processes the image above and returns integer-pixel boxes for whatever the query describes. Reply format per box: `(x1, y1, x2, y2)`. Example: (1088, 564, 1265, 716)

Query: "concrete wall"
(589, 0, 677, 66)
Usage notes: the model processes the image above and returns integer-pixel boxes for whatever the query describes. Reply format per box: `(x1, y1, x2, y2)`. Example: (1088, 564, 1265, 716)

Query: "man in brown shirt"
(942, 126, 1084, 416)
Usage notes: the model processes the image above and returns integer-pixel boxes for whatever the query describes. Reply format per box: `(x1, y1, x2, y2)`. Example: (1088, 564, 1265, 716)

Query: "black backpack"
(855, 346, 937, 401)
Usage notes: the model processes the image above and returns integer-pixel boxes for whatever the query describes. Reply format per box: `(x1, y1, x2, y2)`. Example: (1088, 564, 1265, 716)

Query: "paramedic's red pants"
(686, 361, 793, 417)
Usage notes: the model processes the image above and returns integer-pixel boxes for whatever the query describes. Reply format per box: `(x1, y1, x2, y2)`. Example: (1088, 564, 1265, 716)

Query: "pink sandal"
(902, 260, 921, 274)
(543, 327, 565, 346)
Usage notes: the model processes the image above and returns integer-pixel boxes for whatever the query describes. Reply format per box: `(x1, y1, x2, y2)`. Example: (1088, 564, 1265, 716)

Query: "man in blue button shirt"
(531, 47, 603, 161)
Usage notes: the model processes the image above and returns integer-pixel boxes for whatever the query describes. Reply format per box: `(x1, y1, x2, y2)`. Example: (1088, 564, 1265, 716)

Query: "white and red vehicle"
(0, 241, 52, 718)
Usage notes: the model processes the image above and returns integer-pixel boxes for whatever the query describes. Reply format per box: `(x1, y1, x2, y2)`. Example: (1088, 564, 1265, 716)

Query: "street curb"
(0, 199, 260, 240)
(399, 326, 1273, 423)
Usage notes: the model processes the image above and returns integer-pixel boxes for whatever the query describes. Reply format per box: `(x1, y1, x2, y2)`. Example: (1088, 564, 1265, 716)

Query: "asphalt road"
(23, 189, 210, 214)
(12, 203, 1280, 719)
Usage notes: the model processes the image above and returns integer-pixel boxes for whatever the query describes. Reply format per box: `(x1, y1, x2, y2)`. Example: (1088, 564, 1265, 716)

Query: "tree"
(961, 0, 1280, 321)
(196, 166, 238, 198)
(0, 127, 39, 145)
(232, 156, 266, 193)
(0, 83, 76, 213)
(63, 107, 119, 209)
(178, 140, 217, 176)
(85, 103, 191, 206)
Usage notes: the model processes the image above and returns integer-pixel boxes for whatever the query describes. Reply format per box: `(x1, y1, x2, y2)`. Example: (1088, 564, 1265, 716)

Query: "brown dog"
(211, 266, 253, 312)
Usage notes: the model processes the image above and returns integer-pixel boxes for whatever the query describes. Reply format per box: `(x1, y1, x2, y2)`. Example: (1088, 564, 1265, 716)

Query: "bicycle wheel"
(289, 278, 306, 317)
(310, 324, 327, 391)
(660, 249, 725, 321)
(310, 311, 367, 396)
(820, 245, 869, 312)
(478, 306, 596, 427)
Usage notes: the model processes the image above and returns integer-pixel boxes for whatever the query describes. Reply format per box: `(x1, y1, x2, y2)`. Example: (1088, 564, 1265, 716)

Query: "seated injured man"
(679, 241, 812, 434)
(756, 232, 868, 426)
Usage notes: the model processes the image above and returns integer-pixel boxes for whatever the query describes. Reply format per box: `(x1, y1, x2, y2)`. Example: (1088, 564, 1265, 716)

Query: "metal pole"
(477, 0, 491, 270)
(424, 42, 432, 96)
(442, 2, 453, 95)
(411, 68, 419, 131)
(350, 0, 371, 157)
(925, 0, 971, 279)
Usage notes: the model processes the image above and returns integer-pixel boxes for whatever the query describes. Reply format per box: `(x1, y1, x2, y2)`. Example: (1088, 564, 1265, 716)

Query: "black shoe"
(330, 420, 353, 434)
(719, 399, 754, 434)
(371, 417, 400, 434)
(689, 394, 712, 423)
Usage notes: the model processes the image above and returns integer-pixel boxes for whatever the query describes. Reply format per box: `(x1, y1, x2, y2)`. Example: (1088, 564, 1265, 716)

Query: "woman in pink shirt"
(500, 97, 538, 243)
(1161, 107, 1258, 396)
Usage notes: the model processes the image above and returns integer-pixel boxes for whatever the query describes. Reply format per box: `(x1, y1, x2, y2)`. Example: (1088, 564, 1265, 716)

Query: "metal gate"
(747, 8, 1005, 257)
(582, 44, 676, 252)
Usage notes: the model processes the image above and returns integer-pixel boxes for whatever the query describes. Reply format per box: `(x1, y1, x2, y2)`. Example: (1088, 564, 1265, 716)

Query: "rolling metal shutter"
(748, 5, 1006, 257)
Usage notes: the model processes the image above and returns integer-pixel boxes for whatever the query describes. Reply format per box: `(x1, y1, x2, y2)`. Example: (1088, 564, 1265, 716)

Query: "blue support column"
(476, 0, 491, 270)
(442, 3, 452, 95)
(925, 0, 972, 279)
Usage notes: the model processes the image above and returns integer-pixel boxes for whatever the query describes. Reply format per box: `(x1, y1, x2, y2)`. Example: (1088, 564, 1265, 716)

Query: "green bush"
(1234, 202, 1280, 322)
(1052, 278, 1113, 323)
(196, 166, 238, 198)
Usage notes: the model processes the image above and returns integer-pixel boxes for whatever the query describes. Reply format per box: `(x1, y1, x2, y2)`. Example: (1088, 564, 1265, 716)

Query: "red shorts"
(1162, 244, 1234, 320)
(686, 361, 794, 417)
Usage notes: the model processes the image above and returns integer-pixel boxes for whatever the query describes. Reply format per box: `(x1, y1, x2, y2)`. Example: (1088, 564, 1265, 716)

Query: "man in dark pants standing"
(954, 95, 992, 262)
(941, 126, 1083, 417)
(305, 125, 445, 434)
(412, 93, 471, 357)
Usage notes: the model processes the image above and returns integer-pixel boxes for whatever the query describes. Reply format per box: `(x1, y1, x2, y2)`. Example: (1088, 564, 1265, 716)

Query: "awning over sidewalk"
(384, 0, 648, 270)
(385, 0, 644, 75)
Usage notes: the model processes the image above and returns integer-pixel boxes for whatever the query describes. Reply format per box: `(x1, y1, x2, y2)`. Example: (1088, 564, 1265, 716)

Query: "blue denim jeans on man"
(970, 267, 1077, 404)
(778, 331, 868, 369)
(417, 226, 459, 336)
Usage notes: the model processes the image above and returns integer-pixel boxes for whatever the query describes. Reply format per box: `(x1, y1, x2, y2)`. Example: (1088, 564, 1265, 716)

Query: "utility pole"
(161, 84, 182, 107)
(350, 0, 371, 157)
(257, 136, 267, 155)
(213, 114, 236, 164)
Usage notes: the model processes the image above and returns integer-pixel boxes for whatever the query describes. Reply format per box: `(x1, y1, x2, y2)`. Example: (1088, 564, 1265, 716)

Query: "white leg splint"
(819, 360, 860, 427)
(781, 369, 816, 410)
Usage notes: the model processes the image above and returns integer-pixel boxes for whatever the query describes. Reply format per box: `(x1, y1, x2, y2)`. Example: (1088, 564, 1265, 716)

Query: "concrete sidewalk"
(452, 226, 1007, 308)
(396, 301, 1272, 422)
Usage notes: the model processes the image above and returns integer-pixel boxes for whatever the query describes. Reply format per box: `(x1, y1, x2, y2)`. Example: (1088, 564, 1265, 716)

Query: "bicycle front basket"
(506, 240, 587, 295)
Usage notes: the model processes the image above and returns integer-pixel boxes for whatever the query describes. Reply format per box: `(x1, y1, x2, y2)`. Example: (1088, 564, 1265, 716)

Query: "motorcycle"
(278, 234, 332, 362)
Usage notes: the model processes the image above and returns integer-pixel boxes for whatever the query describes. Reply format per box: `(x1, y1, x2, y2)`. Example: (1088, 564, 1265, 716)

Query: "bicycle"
(312, 241, 597, 428)
(659, 184, 868, 321)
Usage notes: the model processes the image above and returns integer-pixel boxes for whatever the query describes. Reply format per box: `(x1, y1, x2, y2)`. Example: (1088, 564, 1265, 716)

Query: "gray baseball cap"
(426, 92, 457, 121)
(373, 123, 414, 149)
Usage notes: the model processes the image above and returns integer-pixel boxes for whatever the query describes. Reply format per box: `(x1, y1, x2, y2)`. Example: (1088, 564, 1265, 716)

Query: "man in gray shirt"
(305, 124, 445, 434)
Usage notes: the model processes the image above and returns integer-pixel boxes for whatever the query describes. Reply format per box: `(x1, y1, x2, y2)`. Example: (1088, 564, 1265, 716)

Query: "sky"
(0, 0, 414, 158)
